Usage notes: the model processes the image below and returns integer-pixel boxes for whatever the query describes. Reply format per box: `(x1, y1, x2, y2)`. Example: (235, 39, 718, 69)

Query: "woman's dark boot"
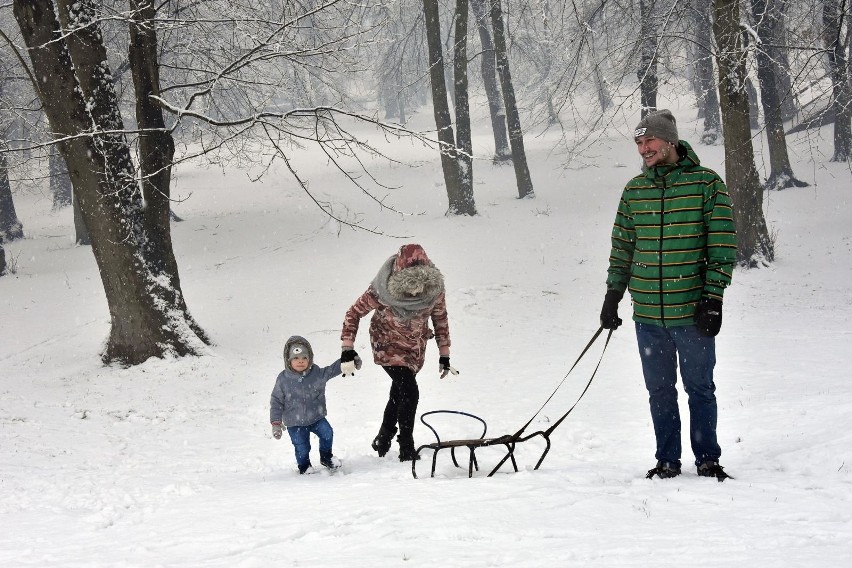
(371, 425, 397, 457)
(396, 433, 420, 462)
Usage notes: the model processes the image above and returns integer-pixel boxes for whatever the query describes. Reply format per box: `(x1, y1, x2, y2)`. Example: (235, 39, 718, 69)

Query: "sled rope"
(511, 326, 612, 439)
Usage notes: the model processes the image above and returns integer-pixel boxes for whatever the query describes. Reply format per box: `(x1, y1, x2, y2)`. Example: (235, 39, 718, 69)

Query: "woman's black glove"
(695, 298, 723, 337)
(600, 289, 624, 330)
(341, 349, 362, 376)
(439, 356, 458, 378)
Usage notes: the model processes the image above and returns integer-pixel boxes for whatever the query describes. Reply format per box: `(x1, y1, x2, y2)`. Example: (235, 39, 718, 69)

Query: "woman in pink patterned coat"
(340, 244, 455, 461)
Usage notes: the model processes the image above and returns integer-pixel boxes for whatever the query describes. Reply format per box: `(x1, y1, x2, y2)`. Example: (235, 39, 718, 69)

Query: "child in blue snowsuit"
(270, 335, 356, 473)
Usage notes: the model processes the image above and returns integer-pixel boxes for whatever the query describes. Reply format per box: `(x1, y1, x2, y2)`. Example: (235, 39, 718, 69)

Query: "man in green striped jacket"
(600, 109, 737, 482)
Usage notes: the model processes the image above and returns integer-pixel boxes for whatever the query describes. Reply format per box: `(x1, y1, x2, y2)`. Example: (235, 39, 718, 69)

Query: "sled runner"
(411, 327, 612, 479)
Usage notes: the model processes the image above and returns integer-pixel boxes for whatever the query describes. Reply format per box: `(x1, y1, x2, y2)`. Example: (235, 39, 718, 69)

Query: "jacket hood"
(392, 244, 432, 272)
(283, 335, 314, 372)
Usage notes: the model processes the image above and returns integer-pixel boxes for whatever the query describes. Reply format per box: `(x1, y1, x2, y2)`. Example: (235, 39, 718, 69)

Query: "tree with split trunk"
(13, 0, 209, 364)
(422, 0, 475, 215)
(489, 0, 533, 199)
(713, 0, 774, 266)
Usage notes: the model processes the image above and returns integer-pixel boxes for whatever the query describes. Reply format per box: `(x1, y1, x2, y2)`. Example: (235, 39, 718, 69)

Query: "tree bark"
(452, 0, 476, 216)
(422, 0, 466, 214)
(49, 144, 72, 210)
(714, 0, 774, 266)
(470, 0, 510, 162)
(822, 0, 852, 162)
(751, 0, 807, 190)
(692, 1, 721, 144)
(14, 0, 206, 364)
(489, 0, 534, 199)
(638, 0, 658, 115)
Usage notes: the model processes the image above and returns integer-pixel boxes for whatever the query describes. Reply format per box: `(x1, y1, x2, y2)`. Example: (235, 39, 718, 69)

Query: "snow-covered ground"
(2, 105, 851, 567)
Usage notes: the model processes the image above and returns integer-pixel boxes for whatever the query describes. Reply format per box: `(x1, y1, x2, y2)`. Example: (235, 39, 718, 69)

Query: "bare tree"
(489, 0, 533, 199)
(638, 0, 659, 115)
(422, 0, 470, 214)
(14, 0, 208, 364)
(714, 0, 774, 265)
(470, 0, 510, 162)
(691, 0, 722, 143)
(822, 0, 852, 162)
(750, 0, 808, 190)
(453, 0, 476, 215)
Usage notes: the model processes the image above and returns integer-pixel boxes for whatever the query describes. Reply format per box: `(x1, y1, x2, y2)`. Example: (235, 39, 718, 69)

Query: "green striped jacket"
(606, 140, 736, 327)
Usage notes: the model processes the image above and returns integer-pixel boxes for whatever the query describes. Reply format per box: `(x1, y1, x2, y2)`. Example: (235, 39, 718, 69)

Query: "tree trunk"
(452, 0, 476, 216)
(14, 0, 206, 364)
(0, 140, 24, 242)
(0, 237, 6, 276)
(72, 191, 90, 245)
(751, 0, 808, 190)
(128, 0, 208, 341)
(470, 0, 510, 162)
(693, 1, 721, 144)
(822, 0, 852, 162)
(422, 0, 465, 213)
(638, 0, 658, 115)
(714, 0, 774, 266)
(489, 0, 534, 199)
(49, 144, 72, 210)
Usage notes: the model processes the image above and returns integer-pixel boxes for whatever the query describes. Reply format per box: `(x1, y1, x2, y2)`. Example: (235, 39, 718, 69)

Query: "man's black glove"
(600, 289, 624, 330)
(695, 297, 723, 337)
(341, 349, 362, 377)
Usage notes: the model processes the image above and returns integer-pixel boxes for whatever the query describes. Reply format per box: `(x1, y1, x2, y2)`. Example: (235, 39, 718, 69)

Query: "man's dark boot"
(371, 425, 397, 457)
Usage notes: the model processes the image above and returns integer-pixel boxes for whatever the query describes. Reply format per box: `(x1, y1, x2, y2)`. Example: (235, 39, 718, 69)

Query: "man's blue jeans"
(287, 417, 333, 468)
(635, 322, 721, 467)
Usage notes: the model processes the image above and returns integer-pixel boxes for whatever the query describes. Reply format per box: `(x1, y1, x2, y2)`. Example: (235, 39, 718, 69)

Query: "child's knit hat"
(288, 343, 310, 361)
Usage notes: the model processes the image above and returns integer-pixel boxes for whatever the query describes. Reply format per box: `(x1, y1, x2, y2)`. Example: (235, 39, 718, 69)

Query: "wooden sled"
(411, 327, 612, 479)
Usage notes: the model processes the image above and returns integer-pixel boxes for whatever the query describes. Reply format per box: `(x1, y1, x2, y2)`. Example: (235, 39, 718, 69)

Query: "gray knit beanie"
(634, 109, 679, 144)
(288, 343, 310, 361)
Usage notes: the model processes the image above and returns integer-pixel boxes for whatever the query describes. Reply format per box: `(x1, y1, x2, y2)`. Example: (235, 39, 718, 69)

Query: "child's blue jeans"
(287, 417, 333, 468)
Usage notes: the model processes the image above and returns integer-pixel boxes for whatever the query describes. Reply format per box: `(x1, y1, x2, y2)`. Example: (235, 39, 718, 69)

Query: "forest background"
(1, 1, 851, 566)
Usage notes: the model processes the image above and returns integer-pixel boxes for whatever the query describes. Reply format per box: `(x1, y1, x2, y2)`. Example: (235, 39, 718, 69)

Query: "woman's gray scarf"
(371, 255, 444, 320)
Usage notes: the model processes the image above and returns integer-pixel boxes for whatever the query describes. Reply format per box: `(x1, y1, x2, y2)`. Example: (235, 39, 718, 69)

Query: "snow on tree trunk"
(14, 0, 207, 364)
(452, 0, 476, 216)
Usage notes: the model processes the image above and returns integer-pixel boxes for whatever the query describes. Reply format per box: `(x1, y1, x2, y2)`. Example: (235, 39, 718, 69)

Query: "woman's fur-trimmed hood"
(387, 264, 444, 300)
